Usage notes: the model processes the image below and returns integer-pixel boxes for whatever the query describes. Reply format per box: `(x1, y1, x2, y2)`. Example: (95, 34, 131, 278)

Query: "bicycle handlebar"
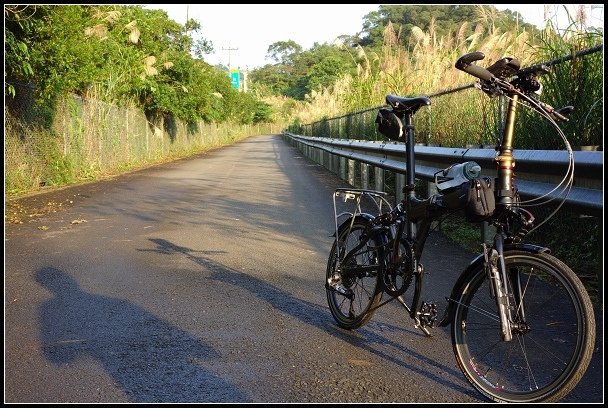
(455, 51, 485, 67)
(455, 52, 574, 121)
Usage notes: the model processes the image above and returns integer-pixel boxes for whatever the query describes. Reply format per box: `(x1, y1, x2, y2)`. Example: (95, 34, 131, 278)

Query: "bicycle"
(324, 51, 596, 403)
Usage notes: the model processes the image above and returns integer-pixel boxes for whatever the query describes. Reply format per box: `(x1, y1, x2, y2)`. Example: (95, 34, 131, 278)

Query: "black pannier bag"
(375, 108, 404, 141)
(465, 177, 496, 222)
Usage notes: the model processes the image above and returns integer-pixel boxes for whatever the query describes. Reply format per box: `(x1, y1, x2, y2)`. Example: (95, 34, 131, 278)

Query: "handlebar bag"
(465, 177, 496, 222)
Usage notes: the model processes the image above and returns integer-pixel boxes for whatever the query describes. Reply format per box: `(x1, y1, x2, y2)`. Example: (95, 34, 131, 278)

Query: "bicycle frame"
(392, 89, 524, 340)
(332, 76, 549, 340)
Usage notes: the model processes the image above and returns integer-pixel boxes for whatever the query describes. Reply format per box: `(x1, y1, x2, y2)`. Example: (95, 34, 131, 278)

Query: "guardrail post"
(361, 163, 369, 189)
(375, 167, 384, 192)
(481, 221, 495, 244)
(333, 154, 339, 175)
(395, 173, 405, 204)
(427, 180, 437, 196)
(427, 180, 440, 230)
(340, 157, 346, 180)
(348, 159, 355, 186)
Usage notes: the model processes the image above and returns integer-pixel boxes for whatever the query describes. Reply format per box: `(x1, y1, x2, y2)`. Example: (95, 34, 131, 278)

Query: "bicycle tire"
(451, 250, 595, 402)
(326, 217, 383, 330)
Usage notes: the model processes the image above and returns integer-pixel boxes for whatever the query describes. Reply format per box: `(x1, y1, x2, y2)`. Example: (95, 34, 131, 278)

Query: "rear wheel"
(326, 218, 383, 330)
(451, 250, 595, 402)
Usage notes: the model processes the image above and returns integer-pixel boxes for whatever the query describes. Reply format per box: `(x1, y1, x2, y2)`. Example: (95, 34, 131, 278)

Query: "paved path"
(5, 134, 603, 403)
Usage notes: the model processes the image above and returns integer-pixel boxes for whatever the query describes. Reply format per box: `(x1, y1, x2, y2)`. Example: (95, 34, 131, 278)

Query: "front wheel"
(451, 250, 595, 402)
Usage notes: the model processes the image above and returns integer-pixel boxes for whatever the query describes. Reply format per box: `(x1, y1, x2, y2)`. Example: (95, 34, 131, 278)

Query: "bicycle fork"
(483, 233, 515, 342)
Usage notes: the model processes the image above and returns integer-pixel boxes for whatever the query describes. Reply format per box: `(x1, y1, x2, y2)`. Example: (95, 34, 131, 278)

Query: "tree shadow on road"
(35, 266, 249, 403)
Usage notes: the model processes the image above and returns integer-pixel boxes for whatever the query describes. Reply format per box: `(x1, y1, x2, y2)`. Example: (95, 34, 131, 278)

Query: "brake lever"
(527, 95, 573, 123)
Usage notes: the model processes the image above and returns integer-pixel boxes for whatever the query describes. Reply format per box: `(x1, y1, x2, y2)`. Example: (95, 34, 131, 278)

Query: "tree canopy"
(4, 4, 272, 124)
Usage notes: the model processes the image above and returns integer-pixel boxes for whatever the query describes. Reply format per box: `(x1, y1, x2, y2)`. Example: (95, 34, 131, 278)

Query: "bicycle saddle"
(386, 94, 431, 113)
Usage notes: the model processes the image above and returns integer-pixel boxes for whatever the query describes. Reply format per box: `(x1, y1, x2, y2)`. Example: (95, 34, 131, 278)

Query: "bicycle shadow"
(145, 238, 477, 399)
(35, 266, 249, 403)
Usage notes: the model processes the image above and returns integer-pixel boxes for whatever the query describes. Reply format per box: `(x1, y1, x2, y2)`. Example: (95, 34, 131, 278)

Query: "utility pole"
(184, 5, 189, 36)
(243, 67, 248, 93)
(222, 46, 239, 69)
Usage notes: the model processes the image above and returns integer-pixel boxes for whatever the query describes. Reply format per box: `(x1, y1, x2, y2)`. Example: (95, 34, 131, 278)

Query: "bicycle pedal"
(418, 301, 438, 328)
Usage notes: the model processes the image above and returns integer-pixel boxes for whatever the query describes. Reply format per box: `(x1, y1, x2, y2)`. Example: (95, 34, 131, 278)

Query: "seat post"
(402, 111, 418, 240)
(403, 111, 416, 199)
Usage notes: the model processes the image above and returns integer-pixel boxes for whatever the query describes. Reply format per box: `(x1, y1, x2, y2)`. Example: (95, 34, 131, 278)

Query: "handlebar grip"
(464, 64, 494, 82)
(455, 52, 485, 69)
(455, 52, 494, 82)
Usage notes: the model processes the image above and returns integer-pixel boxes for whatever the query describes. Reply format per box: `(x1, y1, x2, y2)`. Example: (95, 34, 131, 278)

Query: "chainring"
(383, 239, 415, 297)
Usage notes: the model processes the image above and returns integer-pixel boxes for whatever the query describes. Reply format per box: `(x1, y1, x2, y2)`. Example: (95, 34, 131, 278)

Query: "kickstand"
(396, 294, 432, 337)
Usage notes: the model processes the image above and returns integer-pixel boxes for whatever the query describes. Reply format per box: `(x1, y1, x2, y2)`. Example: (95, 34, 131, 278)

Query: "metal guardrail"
(284, 132, 603, 216)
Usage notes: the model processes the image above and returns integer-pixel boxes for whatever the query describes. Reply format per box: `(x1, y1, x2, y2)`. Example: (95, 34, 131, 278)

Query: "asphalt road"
(4, 134, 603, 403)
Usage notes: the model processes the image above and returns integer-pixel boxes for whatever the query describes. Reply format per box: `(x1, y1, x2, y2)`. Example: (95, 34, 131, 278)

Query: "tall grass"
(291, 14, 602, 150)
(514, 6, 603, 148)
(292, 20, 540, 146)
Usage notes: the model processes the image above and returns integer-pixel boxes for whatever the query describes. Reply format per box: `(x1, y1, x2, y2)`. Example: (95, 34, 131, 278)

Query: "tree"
(358, 5, 538, 49)
(4, 5, 39, 97)
(266, 40, 302, 64)
(3, 4, 274, 125)
(306, 56, 349, 92)
(251, 41, 355, 100)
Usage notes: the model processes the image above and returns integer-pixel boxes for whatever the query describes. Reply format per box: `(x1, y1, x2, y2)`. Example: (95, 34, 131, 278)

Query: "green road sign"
(230, 69, 240, 89)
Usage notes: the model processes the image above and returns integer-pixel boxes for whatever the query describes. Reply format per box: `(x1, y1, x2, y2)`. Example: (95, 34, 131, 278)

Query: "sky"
(145, 4, 604, 70)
